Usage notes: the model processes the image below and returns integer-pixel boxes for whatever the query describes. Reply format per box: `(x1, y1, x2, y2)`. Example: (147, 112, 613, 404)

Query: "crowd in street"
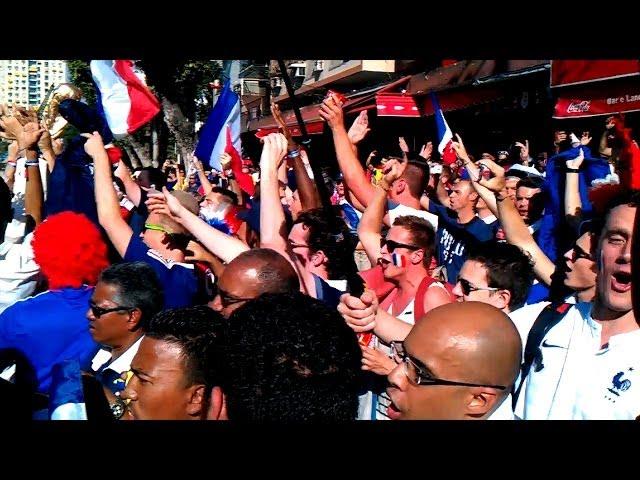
(0, 88, 638, 421)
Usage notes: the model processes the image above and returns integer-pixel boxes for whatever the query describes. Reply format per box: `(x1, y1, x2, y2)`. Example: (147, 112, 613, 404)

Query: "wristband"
(565, 167, 580, 173)
(7, 161, 17, 167)
(288, 149, 301, 159)
(25, 162, 40, 167)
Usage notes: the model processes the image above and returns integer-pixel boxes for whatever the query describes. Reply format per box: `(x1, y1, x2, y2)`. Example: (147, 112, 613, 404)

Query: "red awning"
(551, 60, 640, 88)
(553, 76, 640, 119)
(247, 76, 412, 136)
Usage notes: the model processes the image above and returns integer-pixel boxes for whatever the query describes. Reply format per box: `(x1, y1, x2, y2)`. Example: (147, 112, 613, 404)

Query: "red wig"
(32, 212, 110, 289)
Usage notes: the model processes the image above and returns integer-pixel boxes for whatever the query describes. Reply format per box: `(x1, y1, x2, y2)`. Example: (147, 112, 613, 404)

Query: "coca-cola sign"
(566, 101, 591, 113)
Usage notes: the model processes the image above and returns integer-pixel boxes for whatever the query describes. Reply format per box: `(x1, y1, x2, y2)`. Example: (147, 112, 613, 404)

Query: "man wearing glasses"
(87, 262, 163, 399)
(386, 302, 521, 420)
(452, 242, 535, 315)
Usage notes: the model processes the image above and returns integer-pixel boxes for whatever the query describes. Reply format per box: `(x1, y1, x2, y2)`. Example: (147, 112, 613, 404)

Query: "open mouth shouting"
(611, 270, 632, 293)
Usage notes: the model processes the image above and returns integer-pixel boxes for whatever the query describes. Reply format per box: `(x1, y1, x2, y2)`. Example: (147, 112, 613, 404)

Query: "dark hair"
(293, 208, 358, 280)
(467, 242, 534, 311)
(98, 262, 164, 330)
(146, 306, 226, 389)
(401, 152, 430, 198)
(392, 215, 436, 267)
(231, 248, 300, 294)
(516, 176, 544, 191)
(137, 167, 166, 189)
(223, 292, 361, 421)
(211, 186, 238, 205)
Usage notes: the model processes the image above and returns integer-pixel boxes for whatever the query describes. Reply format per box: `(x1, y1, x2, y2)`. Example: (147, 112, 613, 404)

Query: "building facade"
(0, 60, 68, 107)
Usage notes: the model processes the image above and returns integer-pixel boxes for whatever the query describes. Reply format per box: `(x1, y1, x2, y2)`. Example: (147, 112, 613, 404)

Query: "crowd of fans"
(0, 91, 638, 421)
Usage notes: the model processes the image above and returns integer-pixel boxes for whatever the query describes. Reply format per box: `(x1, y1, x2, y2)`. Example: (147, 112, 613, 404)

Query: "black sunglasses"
(90, 303, 133, 318)
(380, 237, 421, 252)
(217, 289, 255, 309)
(390, 341, 506, 390)
(456, 277, 499, 296)
(570, 244, 594, 262)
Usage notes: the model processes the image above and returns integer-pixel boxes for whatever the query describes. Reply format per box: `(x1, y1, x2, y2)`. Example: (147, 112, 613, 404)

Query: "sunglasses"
(380, 237, 421, 252)
(89, 303, 133, 318)
(217, 289, 255, 309)
(570, 244, 594, 262)
(456, 277, 499, 296)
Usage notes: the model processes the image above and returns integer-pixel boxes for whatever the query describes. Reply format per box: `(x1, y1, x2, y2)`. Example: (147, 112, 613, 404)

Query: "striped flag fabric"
(430, 92, 457, 166)
(90, 60, 161, 138)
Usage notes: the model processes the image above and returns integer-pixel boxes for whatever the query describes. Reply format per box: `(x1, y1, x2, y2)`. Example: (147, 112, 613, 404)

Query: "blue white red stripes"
(430, 92, 457, 166)
(90, 60, 160, 137)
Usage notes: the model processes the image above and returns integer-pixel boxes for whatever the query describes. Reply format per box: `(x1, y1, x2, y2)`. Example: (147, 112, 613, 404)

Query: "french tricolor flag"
(195, 81, 242, 172)
(90, 60, 161, 138)
(430, 92, 457, 166)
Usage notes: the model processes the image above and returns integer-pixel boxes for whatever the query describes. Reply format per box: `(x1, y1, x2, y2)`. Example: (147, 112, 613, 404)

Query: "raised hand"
(259, 133, 288, 172)
(318, 94, 344, 130)
(566, 148, 585, 170)
(419, 141, 433, 160)
(38, 127, 54, 153)
(81, 131, 106, 158)
(580, 131, 592, 146)
(382, 158, 404, 186)
(476, 157, 506, 193)
(347, 110, 371, 144)
(220, 152, 232, 171)
(398, 136, 410, 153)
(451, 133, 471, 163)
(554, 130, 567, 146)
(515, 140, 530, 163)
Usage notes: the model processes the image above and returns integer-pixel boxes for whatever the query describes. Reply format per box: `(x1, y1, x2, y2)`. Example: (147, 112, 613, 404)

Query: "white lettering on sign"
(607, 97, 617, 105)
(626, 94, 640, 102)
(567, 101, 591, 113)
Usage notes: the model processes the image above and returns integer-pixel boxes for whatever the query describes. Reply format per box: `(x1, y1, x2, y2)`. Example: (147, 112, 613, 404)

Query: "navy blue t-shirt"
(124, 234, 200, 309)
(428, 202, 499, 282)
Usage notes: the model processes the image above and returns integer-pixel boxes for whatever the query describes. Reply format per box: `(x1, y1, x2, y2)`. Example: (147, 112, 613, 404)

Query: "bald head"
(214, 248, 300, 318)
(409, 302, 521, 390)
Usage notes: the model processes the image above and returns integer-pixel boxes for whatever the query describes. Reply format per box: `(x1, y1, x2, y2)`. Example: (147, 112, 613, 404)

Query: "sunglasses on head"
(380, 237, 421, 252)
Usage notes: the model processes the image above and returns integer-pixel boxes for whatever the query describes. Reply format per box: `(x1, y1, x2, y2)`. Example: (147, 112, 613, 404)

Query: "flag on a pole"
(194, 82, 241, 172)
(430, 92, 457, 166)
(90, 60, 160, 138)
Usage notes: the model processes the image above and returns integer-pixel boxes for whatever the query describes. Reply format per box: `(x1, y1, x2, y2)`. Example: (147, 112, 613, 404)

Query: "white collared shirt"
(91, 336, 144, 375)
(572, 329, 640, 419)
(514, 302, 610, 420)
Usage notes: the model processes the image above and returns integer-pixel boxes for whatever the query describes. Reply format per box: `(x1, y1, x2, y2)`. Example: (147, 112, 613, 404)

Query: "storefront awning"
(376, 61, 549, 118)
(551, 60, 640, 88)
(553, 76, 640, 118)
(551, 60, 640, 118)
(247, 76, 412, 136)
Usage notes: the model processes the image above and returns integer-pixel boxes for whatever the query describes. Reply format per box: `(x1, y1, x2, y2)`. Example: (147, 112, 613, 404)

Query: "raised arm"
(258, 133, 289, 255)
(114, 160, 142, 207)
(85, 131, 133, 257)
(564, 148, 585, 229)
(191, 155, 214, 196)
(476, 158, 555, 286)
(21, 123, 46, 226)
(357, 160, 402, 266)
(271, 103, 321, 211)
(146, 187, 249, 264)
(451, 134, 498, 216)
(37, 129, 57, 174)
(319, 96, 377, 207)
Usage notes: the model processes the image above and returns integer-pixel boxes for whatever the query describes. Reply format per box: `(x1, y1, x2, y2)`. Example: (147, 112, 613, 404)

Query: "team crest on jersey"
(605, 368, 633, 402)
